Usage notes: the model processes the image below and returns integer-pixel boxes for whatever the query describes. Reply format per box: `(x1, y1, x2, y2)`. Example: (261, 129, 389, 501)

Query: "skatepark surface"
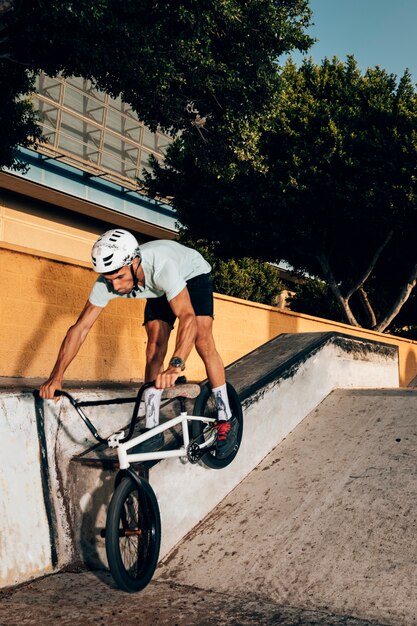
(1, 387, 416, 625)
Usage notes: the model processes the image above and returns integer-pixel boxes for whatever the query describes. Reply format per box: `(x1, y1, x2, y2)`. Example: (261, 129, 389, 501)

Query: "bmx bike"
(34, 379, 243, 592)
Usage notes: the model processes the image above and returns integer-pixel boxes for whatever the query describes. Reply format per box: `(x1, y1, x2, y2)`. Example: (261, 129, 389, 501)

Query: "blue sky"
(289, 0, 417, 81)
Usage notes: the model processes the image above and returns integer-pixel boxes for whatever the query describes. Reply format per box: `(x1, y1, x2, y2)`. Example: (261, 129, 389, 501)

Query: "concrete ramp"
(0, 332, 399, 588)
(155, 388, 417, 626)
(150, 333, 398, 559)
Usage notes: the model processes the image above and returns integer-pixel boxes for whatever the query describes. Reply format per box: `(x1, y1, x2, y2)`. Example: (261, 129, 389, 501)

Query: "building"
(0, 75, 178, 382)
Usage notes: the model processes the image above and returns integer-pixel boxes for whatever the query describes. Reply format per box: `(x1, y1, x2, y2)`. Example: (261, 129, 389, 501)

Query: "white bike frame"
(108, 410, 216, 469)
(41, 383, 215, 470)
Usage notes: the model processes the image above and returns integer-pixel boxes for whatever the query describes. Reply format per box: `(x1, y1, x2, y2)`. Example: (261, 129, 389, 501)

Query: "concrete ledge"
(0, 386, 139, 587)
(225, 331, 398, 400)
(153, 333, 399, 561)
(0, 332, 399, 588)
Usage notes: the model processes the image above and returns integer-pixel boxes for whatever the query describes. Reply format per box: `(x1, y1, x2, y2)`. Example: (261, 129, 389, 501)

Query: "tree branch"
(374, 261, 417, 332)
(0, 52, 31, 66)
(346, 230, 393, 299)
(317, 253, 360, 327)
(358, 287, 377, 328)
(212, 93, 224, 110)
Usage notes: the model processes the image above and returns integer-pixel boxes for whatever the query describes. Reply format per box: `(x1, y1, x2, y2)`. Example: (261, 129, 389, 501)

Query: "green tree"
(0, 0, 312, 170)
(147, 56, 417, 333)
(180, 238, 284, 305)
(287, 277, 345, 322)
(0, 64, 43, 171)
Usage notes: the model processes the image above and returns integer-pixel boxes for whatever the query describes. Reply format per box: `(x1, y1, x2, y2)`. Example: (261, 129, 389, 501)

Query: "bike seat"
(162, 383, 201, 400)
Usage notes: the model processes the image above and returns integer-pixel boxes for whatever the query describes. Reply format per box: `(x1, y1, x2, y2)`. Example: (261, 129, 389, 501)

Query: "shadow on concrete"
(74, 466, 114, 586)
(12, 259, 133, 383)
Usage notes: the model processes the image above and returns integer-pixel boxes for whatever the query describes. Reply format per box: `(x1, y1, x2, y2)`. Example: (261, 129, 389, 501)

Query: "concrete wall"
(0, 387, 136, 587)
(2, 245, 417, 386)
(0, 335, 399, 588)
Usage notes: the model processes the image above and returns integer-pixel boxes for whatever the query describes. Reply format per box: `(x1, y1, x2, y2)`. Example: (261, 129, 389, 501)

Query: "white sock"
(144, 387, 162, 428)
(212, 384, 232, 421)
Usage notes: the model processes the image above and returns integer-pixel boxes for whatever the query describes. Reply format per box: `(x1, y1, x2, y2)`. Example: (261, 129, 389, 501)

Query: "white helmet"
(91, 229, 141, 273)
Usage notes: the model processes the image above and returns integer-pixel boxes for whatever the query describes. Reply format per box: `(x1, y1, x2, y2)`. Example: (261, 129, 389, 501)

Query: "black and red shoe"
(214, 417, 238, 459)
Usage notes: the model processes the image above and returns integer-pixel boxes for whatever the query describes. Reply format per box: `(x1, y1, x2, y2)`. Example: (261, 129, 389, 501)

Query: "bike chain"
(186, 429, 216, 464)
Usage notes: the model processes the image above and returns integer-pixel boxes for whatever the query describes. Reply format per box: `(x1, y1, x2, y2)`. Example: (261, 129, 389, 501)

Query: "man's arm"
(155, 287, 197, 389)
(39, 300, 103, 399)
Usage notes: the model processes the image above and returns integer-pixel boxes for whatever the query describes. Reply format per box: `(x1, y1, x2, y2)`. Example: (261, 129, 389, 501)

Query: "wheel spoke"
(106, 478, 161, 592)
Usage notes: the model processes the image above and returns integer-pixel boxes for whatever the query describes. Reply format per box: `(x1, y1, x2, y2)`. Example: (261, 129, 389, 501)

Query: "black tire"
(191, 382, 243, 469)
(105, 476, 161, 592)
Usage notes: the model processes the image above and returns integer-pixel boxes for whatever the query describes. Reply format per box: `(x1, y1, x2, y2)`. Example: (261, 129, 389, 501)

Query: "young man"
(40, 228, 238, 456)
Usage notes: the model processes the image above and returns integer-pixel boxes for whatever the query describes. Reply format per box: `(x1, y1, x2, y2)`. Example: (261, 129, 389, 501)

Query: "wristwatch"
(169, 356, 186, 371)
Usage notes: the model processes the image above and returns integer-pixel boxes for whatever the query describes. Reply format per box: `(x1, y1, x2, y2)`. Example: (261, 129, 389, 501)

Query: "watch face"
(170, 357, 185, 370)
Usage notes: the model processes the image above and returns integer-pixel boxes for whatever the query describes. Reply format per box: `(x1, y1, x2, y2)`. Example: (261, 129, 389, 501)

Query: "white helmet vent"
(91, 229, 141, 273)
(108, 230, 125, 243)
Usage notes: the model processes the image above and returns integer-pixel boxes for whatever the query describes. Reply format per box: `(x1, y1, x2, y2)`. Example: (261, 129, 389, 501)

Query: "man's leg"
(194, 315, 224, 385)
(195, 316, 232, 421)
(195, 315, 238, 457)
(186, 273, 232, 422)
(145, 318, 171, 381)
(143, 319, 171, 428)
(131, 318, 171, 452)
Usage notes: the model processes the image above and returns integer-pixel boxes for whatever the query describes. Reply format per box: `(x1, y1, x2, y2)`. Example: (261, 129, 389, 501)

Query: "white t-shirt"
(89, 240, 211, 307)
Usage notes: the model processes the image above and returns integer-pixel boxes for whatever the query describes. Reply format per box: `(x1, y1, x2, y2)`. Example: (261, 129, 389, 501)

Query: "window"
(33, 74, 173, 189)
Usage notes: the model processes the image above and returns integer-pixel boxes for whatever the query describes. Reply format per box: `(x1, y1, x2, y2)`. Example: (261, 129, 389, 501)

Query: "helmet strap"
(130, 260, 140, 291)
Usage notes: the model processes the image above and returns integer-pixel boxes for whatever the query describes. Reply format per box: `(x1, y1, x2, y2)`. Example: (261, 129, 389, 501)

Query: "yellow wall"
(210, 294, 417, 387)
(2, 245, 417, 386)
(0, 188, 102, 264)
(0, 246, 145, 381)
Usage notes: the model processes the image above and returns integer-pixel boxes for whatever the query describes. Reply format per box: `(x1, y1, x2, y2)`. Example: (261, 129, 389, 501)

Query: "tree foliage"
(287, 277, 345, 322)
(0, 0, 312, 170)
(0, 63, 43, 171)
(146, 56, 417, 333)
(181, 238, 284, 305)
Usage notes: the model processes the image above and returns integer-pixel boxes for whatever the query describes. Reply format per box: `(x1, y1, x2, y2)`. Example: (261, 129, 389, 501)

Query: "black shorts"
(144, 272, 214, 328)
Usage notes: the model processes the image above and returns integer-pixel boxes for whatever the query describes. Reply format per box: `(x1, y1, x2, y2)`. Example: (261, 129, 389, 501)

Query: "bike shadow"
(71, 463, 115, 588)
(72, 461, 148, 590)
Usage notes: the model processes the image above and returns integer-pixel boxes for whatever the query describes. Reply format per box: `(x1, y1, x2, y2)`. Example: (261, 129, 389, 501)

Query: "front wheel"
(105, 476, 161, 592)
(191, 382, 243, 470)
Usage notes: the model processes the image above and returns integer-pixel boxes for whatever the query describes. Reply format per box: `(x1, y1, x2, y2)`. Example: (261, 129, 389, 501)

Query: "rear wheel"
(191, 382, 243, 469)
(105, 476, 161, 592)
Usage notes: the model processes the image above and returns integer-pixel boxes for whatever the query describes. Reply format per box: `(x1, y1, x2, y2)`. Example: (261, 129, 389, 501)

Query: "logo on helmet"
(91, 229, 141, 273)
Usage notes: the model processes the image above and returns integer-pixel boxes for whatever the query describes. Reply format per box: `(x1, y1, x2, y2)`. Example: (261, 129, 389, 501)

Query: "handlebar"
(33, 378, 191, 445)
